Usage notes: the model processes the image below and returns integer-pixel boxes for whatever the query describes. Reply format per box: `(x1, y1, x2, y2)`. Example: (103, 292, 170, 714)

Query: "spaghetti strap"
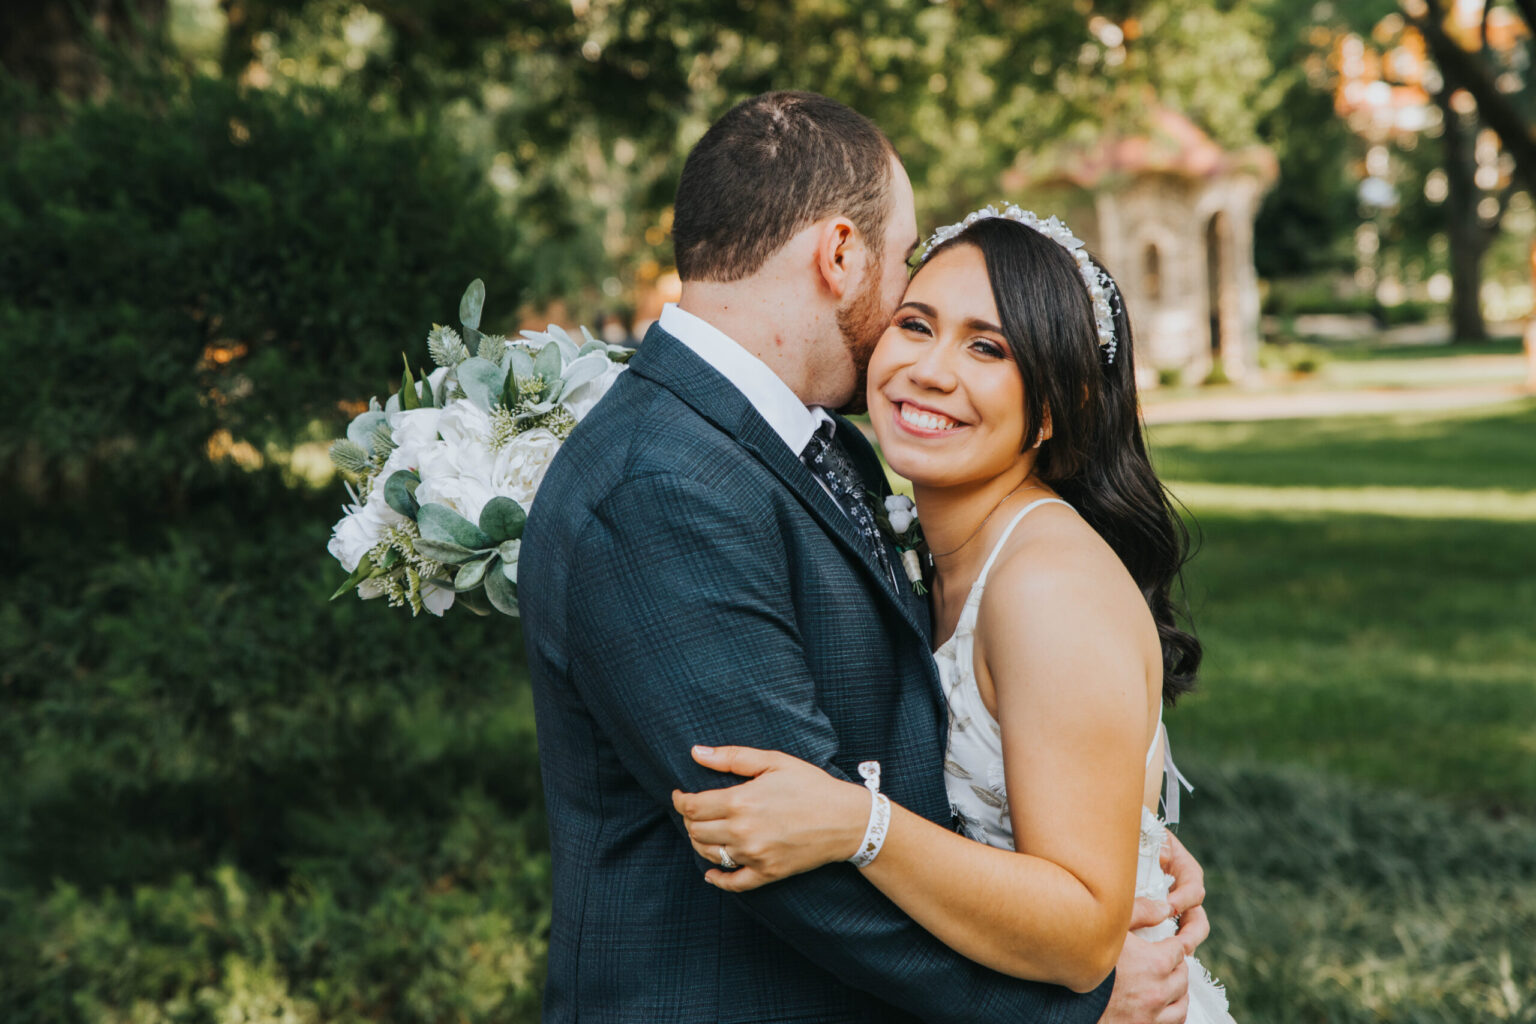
(1146, 709, 1164, 769)
(1157, 719, 1195, 824)
(973, 497, 1073, 588)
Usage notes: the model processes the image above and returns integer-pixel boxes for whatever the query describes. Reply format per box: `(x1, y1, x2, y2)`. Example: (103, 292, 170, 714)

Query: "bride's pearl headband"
(918, 203, 1120, 364)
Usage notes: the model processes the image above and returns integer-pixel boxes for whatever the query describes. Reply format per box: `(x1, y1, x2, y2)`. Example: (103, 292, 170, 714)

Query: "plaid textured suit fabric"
(520, 324, 1112, 1023)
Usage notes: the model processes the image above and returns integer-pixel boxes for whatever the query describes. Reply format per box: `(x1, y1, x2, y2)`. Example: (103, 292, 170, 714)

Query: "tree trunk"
(1434, 89, 1491, 342)
(1413, 0, 1536, 196)
(0, 0, 165, 98)
(1527, 240, 1536, 392)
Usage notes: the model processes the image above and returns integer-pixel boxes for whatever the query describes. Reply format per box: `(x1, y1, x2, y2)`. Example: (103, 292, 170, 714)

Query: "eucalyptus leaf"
(453, 590, 492, 616)
(330, 554, 375, 601)
(498, 539, 522, 563)
(580, 325, 598, 346)
(555, 352, 610, 401)
(457, 356, 508, 412)
(383, 470, 421, 518)
(410, 536, 480, 564)
(455, 554, 495, 590)
(346, 411, 387, 453)
(509, 347, 535, 383)
(533, 341, 564, 384)
(544, 325, 581, 363)
(417, 502, 495, 550)
(511, 401, 557, 423)
(577, 340, 608, 358)
(478, 496, 527, 542)
(459, 278, 486, 331)
(483, 563, 519, 616)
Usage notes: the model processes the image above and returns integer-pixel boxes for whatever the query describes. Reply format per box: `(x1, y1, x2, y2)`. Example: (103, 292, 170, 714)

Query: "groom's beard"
(835, 264, 886, 416)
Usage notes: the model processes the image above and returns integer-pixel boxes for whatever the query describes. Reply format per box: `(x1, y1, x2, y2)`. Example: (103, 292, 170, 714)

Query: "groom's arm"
(566, 471, 1112, 1024)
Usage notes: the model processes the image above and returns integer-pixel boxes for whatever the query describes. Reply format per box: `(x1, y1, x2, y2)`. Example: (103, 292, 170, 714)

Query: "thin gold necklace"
(926, 478, 1038, 562)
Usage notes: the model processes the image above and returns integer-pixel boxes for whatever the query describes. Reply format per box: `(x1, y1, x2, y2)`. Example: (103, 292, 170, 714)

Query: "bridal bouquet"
(326, 280, 629, 617)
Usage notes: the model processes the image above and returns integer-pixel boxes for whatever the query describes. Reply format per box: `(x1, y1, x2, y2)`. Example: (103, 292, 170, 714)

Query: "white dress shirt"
(658, 303, 835, 457)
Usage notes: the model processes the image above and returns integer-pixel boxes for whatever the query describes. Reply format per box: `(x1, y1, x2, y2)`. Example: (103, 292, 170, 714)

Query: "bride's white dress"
(935, 498, 1236, 1023)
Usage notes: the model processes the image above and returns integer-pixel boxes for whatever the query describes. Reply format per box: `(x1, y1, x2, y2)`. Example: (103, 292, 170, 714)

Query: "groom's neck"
(678, 278, 831, 405)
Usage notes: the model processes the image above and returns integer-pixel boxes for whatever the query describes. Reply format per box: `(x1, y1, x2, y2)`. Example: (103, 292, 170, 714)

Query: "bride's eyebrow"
(962, 316, 1003, 335)
(897, 302, 1003, 337)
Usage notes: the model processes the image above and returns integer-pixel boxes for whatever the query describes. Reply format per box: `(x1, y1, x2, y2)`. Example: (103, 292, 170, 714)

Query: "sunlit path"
(1168, 481, 1536, 521)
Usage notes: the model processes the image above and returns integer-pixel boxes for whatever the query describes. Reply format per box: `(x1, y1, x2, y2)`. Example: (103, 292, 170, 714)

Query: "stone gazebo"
(1006, 108, 1278, 387)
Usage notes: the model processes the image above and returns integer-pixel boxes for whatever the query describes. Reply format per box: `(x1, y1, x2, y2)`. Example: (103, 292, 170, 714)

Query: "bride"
(673, 206, 1235, 1022)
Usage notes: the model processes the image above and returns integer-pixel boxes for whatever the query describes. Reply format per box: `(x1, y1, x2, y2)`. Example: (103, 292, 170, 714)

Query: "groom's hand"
(1099, 901, 1189, 1024)
(1161, 833, 1210, 957)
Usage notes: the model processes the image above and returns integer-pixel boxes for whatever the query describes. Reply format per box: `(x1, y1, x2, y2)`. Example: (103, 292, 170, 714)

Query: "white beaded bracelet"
(848, 760, 891, 869)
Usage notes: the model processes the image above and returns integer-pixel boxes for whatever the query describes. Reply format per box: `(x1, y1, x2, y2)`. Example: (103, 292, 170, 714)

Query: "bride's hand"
(672, 745, 871, 892)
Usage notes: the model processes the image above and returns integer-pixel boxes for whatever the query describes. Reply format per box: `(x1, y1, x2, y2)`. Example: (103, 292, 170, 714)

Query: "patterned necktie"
(801, 424, 896, 588)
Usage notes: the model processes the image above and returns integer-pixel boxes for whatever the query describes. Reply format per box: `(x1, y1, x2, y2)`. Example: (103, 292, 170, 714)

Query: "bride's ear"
(813, 216, 859, 299)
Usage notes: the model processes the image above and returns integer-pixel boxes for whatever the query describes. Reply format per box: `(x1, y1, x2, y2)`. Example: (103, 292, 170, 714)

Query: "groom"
(521, 91, 1201, 1023)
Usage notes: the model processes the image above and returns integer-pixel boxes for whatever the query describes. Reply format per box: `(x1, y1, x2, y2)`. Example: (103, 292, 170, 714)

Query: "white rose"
(562, 360, 627, 420)
(328, 486, 408, 572)
(387, 405, 445, 452)
(884, 494, 915, 514)
(436, 398, 493, 446)
(887, 508, 915, 534)
(328, 507, 382, 572)
(415, 438, 498, 524)
(489, 428, 562, 506)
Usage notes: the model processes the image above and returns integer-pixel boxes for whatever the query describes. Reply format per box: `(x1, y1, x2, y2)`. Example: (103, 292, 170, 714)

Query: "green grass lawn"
(1148, 399, 1536, 1021)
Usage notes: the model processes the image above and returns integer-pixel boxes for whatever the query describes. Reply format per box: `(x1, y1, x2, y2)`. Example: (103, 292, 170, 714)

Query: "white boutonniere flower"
(872, 492, 927, 596)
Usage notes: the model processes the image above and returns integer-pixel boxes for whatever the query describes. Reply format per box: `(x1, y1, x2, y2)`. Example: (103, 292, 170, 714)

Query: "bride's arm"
(674, 557, 1151, 992)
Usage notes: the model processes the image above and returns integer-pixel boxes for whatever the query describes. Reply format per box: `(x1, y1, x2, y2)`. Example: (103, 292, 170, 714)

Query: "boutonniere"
(872, 493, 928, 596)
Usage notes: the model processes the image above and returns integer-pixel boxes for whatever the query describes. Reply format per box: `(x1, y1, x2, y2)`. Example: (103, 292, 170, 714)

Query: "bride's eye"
(898, 316, 933, 337)
(970, 338, 1007, 359)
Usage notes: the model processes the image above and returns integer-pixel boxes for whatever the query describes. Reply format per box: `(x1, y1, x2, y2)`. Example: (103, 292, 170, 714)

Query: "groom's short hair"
(672, 91, 896, 283)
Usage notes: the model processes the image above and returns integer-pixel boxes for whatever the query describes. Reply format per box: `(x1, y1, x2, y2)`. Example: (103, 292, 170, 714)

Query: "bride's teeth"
(901, 405, 957, 431)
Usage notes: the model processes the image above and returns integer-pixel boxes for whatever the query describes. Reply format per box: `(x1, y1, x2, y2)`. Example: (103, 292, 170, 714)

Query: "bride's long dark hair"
(927, 217, 1201, 703)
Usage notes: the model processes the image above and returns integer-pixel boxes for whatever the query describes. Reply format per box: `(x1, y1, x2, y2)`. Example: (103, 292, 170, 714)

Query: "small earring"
(1032, 430, 1046, 450)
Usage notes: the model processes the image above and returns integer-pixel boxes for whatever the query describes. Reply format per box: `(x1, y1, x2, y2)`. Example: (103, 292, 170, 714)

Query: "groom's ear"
(813, 216, 860, 299)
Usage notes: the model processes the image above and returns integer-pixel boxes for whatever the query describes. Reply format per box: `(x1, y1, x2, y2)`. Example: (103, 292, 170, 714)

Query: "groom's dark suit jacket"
(521, 324, 1112, 1023)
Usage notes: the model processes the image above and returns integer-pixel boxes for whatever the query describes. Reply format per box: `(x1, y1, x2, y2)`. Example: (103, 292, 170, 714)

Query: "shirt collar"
(659, 303, 833, 455)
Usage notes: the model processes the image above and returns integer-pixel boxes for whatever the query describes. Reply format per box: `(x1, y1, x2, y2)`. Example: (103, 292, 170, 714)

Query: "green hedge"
(0, 69, 522, 505)
(2, 64, 549, 1022)
(1261, 278, 1443, 326)
(1, 476, 551, 1022)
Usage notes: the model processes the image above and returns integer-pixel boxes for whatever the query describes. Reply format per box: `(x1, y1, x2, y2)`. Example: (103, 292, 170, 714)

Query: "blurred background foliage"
(2, 0, 1532, 1021)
